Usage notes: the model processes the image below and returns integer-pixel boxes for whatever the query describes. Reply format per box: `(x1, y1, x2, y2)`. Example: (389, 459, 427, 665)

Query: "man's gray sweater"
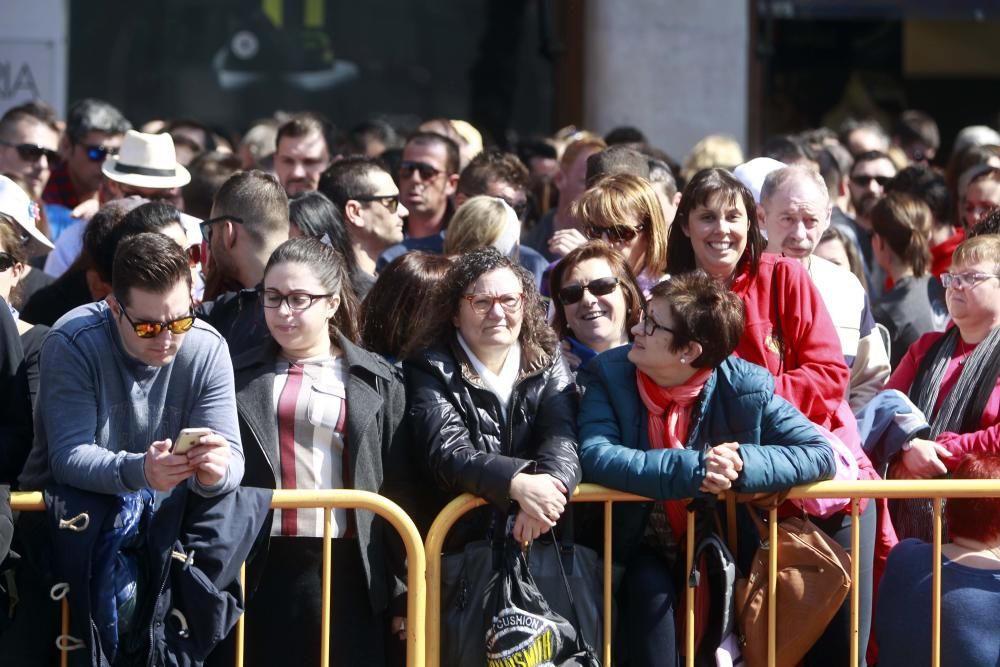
(19, 301, 244, 495)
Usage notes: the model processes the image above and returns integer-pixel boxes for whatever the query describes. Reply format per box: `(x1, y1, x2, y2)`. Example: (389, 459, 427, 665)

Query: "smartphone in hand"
(171, 428, 213, 455)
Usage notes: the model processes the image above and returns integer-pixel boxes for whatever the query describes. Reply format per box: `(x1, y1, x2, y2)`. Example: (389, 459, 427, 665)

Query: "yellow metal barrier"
(16, 479, 1000, 667)
(10, 489, 426, 667)
(424, 480, 1000, 667)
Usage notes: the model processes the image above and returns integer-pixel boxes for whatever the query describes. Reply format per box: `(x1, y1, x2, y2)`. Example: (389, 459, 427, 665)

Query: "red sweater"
(885, 330, 1000, 465)
(730, 255, 850, 430)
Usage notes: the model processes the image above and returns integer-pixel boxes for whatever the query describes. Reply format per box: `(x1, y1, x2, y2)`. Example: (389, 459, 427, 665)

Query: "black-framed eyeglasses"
(462, 292, 524, 315)
(200, 215, 244, 244)
(0, 252, 17, 272)
(260, 289, 333, 311)
(76, 142, 118, 163)
(0, 139, 60, 164)
(119, 303, 196, 338)
(584, 223, 645, 244)
(399, 160, 443, 181)
(557, 276, 620, 305)
(849, 174, 891, 188)
(639, 305, 679, 338)
(353, 193, 400, 214)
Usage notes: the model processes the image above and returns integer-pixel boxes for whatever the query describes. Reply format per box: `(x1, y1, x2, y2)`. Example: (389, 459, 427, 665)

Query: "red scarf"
(636, 367, 712, 539)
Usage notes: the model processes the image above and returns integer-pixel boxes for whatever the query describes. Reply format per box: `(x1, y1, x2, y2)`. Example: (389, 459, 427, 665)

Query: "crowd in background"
(0, 96, 999, 666)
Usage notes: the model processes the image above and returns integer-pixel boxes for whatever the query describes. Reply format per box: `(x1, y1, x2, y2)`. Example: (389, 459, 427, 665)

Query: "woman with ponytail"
(871, 193, 949, 368)
(232, 237, 409, 666)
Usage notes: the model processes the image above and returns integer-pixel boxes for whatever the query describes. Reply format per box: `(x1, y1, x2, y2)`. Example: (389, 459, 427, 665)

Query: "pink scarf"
(636, 367, 712, 538)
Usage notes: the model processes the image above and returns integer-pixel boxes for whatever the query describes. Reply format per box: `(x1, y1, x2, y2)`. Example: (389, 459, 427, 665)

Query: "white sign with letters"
(0, 40, 56, 115)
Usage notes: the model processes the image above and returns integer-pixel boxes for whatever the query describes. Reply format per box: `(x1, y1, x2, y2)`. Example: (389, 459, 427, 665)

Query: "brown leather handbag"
(733, 502, 852, 667)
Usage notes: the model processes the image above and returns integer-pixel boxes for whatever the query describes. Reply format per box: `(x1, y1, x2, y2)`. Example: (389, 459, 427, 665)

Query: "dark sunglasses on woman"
(584, 223, 645, 244)
(557, 276, 620, 305)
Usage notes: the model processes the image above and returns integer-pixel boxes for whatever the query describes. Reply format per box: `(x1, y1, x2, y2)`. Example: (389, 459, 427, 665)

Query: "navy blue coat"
(3, 483, 271, 667)
(578, 348, 835, 561)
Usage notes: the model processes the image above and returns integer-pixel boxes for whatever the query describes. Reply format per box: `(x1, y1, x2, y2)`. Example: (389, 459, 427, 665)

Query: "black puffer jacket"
(404, 337, 581, 542)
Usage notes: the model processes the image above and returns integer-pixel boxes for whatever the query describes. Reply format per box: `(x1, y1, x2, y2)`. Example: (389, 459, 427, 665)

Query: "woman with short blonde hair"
(442, 195, 520, 258)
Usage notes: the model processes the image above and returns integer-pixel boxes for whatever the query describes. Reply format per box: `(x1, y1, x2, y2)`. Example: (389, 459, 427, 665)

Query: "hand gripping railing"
(423, 480, 1000, 667)
(11, 488, 426, 667)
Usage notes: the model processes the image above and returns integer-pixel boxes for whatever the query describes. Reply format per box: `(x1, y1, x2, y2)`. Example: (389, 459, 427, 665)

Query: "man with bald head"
(757, 164, 889, 411)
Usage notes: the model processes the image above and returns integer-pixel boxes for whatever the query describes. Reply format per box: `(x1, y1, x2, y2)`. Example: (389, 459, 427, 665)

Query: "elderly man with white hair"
(744, 161, 891, 412)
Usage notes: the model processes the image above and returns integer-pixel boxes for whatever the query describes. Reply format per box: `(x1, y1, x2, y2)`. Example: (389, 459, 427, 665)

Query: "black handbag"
(524, 529, 616, 658)
(440, 522, 608, 667)
(485, 533, 600, 667)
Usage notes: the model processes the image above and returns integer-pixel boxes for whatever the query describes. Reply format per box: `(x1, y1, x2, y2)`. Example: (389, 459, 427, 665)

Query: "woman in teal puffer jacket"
(577, 271, 835, 667)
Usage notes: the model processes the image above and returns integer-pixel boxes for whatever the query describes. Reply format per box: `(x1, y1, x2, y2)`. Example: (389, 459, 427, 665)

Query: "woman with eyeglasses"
(572, 173, 670, 294)
(884, 234, 1000, 483)
(231, 238, 409, 666)
(577, 271, 835, 667)
(548, 241, 644, 371)
(403, 247, 580, 546)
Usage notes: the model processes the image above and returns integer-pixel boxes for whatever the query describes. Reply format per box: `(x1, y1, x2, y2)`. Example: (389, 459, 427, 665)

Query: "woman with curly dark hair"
(403, 247, 580, 546)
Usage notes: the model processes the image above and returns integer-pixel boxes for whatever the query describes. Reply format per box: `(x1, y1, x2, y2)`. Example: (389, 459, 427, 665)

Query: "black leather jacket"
(403, 337, 581, 541)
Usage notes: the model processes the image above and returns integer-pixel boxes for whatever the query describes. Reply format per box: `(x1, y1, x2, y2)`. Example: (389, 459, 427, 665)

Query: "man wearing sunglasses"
(43, 98, 131, 228)
(19, 232, 243, 499)
(847, 150, 897, 224)
(319, 157, 408, 283)
(42, 130, 195, 280)
(0, 103, 60, 202)
(375, 131, 461, 271)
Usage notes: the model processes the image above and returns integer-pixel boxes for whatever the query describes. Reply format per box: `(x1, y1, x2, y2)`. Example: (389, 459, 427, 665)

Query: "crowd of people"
(0, 96, 998, 666)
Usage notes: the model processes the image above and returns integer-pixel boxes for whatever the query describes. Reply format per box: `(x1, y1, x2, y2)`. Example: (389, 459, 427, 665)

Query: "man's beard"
(201, 250, 241, 301)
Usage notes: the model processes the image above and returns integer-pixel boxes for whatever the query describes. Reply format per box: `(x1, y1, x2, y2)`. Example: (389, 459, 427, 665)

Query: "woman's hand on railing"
(509, 473, 568, 526)
(700, 441, 743, 495)
(900, 438, 952, 479)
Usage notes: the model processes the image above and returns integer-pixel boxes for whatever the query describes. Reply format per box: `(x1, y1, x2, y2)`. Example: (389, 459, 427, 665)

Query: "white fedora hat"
(0, 175, 54, 254)
(102, 130, 191, 189)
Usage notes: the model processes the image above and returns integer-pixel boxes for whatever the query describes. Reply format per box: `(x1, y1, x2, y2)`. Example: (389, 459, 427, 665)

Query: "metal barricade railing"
(424, 480, 1000, 667)
(10, 489, 426, 667)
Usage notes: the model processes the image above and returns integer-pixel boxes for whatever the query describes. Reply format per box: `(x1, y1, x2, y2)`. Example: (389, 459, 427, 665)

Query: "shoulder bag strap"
(549, 526, 597, 655)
